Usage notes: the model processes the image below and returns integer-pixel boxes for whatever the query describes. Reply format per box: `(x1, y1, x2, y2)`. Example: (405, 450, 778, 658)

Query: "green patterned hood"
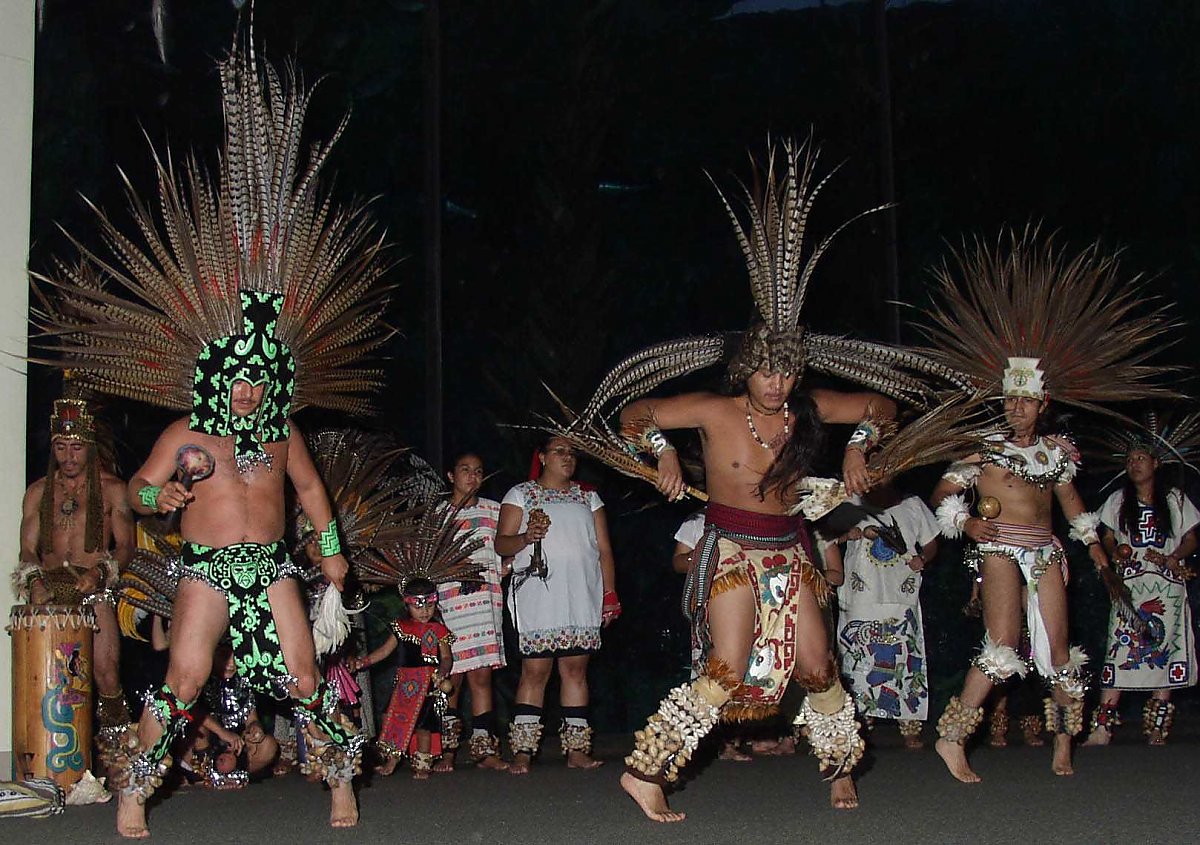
(189, 291, 296, 470)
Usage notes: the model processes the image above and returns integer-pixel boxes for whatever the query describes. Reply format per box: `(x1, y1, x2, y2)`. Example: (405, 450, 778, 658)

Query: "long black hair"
(723, 374, 825, 501)
(1118, 460, 1174, 540)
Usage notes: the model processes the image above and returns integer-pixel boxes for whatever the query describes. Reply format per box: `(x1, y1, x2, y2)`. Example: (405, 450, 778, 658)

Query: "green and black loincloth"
(180, 540, 304, 694)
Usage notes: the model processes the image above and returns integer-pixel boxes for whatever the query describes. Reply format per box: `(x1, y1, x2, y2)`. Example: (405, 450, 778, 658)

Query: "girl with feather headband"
(924, 228, 1179, 784)
(32, 24, 392, 836)
(596, 138, 969, 820)
(1080, 411, 1200, 747)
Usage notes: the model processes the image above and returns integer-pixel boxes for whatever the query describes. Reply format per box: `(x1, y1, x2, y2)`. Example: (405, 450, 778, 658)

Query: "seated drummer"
(17, 398, 135, 745)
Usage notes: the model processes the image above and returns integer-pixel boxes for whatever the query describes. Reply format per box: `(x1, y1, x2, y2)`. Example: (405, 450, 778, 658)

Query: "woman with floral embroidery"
(496, 435, 618, 774)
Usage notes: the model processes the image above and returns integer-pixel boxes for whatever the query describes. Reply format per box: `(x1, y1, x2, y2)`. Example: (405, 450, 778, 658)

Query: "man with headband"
(17, 396, 135, 758)
(924, 230, 1178, 783)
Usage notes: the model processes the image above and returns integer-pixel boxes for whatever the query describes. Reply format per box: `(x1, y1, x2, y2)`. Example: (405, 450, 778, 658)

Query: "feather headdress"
(352, 500, 485, 595)
(32, 26, 392, 469)
(1086, 409, 1200, 478)
(920, 227, 1179, 416)
(578, 139, 970, 427)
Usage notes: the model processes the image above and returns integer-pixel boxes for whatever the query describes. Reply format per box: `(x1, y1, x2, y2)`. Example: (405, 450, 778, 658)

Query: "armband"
(318, 519, 343, 557)
(621, 417, 676, 458)
(936, 494, 971, 539)
(138, 485, 162, 510)
(12, 561, 44, 603)
(1068, 512, 1101, 546)
(941, 461, 982, 489)
(845, 419, 882, 453)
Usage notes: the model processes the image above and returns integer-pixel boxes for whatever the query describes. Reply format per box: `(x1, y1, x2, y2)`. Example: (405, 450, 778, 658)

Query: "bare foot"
(935, 738, 981, 784)
(830, 775, 858, 809)
(117, 792, 150, 839)
(433, 756, 456, 773)
(620, 771, 684, 822)
(272, 759, 294, 776)
(567, 749, 604, 769)
(1082, 726, 1111, 747)
(988, 730, 1008, 748)
(508, 752, 532, 775)
(375, 756, 398, 776)
(330, 781, 358, 828)
(718, 742, 752, 762)
(1148, 729, 1166, 747)
(752, 736, 797, 756)
(477, 754, 509, 771)
(1052, 734, 1074, 776)
(903, 734, 924, 751)
(412, 769, 430, 780)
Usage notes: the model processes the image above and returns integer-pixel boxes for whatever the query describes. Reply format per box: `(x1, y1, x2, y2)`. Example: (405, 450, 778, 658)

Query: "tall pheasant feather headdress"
(919, 227, 1179, 416)
(579, 138, 969, 427)
(33, 27, 392, 471)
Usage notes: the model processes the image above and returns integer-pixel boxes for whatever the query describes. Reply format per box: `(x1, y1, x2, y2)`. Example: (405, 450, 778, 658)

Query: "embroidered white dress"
(1097, 489, 1199, 690)
(503, 481, 604, 656)
(837, 496, 939, 721)
(438, 498, 507, 673)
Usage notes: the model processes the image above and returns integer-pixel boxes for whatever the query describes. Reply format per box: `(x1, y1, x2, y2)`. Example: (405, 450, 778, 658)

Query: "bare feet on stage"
(935, 738, 981, 783)
(413, 768, 430, 781)
(330, 781, 358, 828)
(477, 754, 510, 771)
(830, 776, 858, 810)
(620, 771, 685, 822)
(903, 733, 924, 751)
(718, 741, 752, 761)
(567, 749, 604, 769)
(508, 752, 532, 775)
(1051, 734, 1074, 776)
(750, 736, 797, 756)
(117, 793, 149, 839)
(375, 756, 399, 776)
(433, 756, 456, 773)
(1148, 729, 1166, 747)
(1083, 726, 1111, 747)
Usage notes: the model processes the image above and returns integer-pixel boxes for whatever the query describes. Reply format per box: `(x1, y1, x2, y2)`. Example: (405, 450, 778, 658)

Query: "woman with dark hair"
(434, 452, 509, 772)
(1085, 446, 1199, 746)
(495, 435, 618, 774)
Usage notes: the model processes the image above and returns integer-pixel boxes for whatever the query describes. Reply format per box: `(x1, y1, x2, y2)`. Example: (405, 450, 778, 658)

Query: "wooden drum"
(8, 604, 97, 788)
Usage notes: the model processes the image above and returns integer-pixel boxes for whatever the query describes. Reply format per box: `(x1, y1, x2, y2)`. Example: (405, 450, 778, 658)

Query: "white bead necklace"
(746, 401, 790, 450)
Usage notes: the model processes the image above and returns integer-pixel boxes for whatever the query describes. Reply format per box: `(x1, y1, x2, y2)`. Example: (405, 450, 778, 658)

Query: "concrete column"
(0, 0, 35, 776)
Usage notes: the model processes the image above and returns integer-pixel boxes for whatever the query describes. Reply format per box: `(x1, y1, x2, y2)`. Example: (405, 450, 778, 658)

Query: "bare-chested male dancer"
(32, 30, 391, 838)
(17, 398, 134, 744)
(921, 230, 1178, 783)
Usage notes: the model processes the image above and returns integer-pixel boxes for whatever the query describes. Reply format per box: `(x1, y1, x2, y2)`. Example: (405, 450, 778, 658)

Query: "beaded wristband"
(138, 485, 162, 509)
(318, 520, 342, 557)
(846, 419, 882, 453)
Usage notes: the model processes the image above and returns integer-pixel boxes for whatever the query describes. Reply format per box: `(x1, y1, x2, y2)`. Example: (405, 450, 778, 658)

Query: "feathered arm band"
(11, 561, 44, 603)
(1068, 511, 1101, 546)
(936, 494, 971, 540)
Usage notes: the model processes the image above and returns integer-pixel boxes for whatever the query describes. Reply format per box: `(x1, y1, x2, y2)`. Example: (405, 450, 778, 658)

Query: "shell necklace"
(746, 401, 790, 450)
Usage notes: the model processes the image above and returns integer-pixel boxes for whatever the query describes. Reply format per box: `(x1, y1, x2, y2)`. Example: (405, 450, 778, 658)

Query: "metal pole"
(423, 0, 443, 469)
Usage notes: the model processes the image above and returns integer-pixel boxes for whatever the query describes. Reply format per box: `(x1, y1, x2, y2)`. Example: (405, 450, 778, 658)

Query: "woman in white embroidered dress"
(1084, 446, 1199, 746)
(496, 435, 617, 774)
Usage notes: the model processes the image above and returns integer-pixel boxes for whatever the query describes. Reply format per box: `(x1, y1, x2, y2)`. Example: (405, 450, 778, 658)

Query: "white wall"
(0, 0, 34, 775)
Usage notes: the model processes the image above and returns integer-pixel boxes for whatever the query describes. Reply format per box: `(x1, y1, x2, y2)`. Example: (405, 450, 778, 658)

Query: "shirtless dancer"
(17, 398, 135, 747)
(587, 139, 962, 821)
(920, 230, 1179, 782)
(31, 33, 389, 838)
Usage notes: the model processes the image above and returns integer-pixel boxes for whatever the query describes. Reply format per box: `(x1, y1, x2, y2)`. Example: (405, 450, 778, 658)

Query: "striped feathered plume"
(920, 227, 1180, 416)
(710, 137, 887, 337)
(32, 25, 392, 416)
(301, 429, 445, 568)
(1085, 408, 1200, 478)
(353, 500, 485, 594)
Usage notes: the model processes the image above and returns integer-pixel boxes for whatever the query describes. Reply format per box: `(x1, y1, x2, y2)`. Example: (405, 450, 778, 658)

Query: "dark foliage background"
(27, 0, 1200, 730)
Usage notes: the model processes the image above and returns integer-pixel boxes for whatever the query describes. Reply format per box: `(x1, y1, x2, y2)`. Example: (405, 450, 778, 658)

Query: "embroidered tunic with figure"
(1097, 490, 1199, 690)
(837, 497, 939, 721)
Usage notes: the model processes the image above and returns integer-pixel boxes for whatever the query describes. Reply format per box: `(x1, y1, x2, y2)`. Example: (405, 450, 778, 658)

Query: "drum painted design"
(8, 604, 96, 788)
